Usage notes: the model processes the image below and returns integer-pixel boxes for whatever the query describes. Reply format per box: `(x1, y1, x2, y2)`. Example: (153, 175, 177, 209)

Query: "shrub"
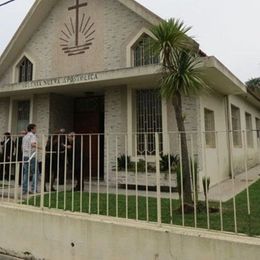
(117, 155, 132, 171)
(160, 154, 179, 172)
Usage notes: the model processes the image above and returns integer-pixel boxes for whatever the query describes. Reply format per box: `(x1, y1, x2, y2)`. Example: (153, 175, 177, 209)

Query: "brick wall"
(0, 0, 153, 88)
(0, 98, 10, 135)
(104, 0, 151, 70)
(33, 94, 50, 135)
(104, 86, 127, 175)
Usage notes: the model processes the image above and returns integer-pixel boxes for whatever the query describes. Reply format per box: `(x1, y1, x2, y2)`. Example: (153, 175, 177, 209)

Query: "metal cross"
(68, 0, 88, 46)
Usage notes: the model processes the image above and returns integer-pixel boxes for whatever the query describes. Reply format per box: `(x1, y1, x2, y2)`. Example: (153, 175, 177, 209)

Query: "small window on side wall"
(231, 105, 242, 147)
(18, 56, 33, 83)
(132, 34, 159, 67)
(245, 112, 253, 148)
(256, 118, 260, 139)
(204, 108, 216, 148)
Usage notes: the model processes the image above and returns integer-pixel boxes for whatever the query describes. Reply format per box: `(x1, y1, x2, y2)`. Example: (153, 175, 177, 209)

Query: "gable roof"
(0, 0, 163, 78)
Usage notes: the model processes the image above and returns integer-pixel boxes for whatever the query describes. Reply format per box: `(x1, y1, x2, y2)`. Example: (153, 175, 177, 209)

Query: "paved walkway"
(207, 164, 260, 202)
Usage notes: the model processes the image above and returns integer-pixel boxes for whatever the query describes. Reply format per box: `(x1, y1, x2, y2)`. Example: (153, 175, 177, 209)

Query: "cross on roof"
(68, 0, 88, 46)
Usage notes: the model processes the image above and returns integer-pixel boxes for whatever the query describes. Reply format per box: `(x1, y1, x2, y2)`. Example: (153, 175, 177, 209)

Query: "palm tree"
(151, 19, 206, 205)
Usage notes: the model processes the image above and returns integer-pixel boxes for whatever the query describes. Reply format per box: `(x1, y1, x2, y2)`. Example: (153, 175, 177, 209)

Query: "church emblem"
(60, 0, 95, 56)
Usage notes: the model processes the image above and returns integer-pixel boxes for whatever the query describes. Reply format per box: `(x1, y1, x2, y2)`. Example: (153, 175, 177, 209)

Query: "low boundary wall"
(0, 204, 259, 260)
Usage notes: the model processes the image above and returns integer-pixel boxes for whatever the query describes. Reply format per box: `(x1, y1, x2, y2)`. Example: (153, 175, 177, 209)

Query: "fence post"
(155, 133, 161, 224)
(40, 134, 46, 209)
(14, 163, 19, 203)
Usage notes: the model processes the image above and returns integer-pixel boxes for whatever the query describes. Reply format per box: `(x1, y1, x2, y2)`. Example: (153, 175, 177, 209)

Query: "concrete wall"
(0, 204, 260, 260)
(200, 93, 230, 185)
(229, 95, 260, 174)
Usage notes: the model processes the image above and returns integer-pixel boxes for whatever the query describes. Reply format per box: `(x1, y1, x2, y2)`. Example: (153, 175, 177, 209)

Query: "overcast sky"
(0, 0, 260, 82)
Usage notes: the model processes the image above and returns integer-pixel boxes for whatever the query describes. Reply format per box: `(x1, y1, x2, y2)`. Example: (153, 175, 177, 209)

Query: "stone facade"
(0, 98, 10, 136)
(104, 0, 151, 70)
(33, 94, 50, 135)
(0, 0, 152, 87)
(104, 86, 127, 170)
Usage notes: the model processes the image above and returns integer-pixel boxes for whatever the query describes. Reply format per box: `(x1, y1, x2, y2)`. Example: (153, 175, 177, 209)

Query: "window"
(16, 100, 30, 133)
(256, 118, 260, 139)
(133, 34, 159, 67)
(136, 89, 162, 155)
(18, 57, 33, 82)
(231, 105, 242, 147)
(245, 113, 253, 147)
(204, 108, 216, 148)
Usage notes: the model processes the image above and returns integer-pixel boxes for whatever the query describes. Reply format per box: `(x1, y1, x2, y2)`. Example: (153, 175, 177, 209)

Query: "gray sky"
(0, 0, 260, 82)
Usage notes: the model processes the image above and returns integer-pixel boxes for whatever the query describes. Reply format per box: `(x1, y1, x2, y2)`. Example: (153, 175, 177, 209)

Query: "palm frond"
(151, 18, 194, 67)
(160, 50, 208, 99)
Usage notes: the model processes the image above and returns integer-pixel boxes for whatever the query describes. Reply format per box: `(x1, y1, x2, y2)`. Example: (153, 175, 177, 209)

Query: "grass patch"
(26, 180, 260, 236)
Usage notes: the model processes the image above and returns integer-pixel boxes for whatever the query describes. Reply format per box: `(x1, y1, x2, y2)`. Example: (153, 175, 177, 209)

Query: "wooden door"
(74, 97, 104, 180)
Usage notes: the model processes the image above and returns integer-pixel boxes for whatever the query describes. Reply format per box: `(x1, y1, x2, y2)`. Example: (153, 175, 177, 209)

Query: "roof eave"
(200, 56, 247, 95)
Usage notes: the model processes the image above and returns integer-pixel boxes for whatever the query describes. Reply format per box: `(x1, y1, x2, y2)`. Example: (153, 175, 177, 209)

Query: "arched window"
(132, 34, 159, 67)
(18, 57, 33, 82)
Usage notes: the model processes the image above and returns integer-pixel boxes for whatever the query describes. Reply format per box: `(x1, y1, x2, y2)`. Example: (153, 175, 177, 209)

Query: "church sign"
(20, 73, 98, 89)
(60, 0, 95, 56)
(0, 73, 99, 92)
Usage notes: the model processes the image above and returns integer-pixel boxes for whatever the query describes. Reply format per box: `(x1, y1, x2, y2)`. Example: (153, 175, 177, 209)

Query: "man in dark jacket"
(0, 132, 14, 180)
(67, 132, 84, 191)
(15, 130, 26, 185)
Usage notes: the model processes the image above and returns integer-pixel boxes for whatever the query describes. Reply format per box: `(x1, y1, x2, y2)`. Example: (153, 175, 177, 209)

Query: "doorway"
(74, 96, 104, 180)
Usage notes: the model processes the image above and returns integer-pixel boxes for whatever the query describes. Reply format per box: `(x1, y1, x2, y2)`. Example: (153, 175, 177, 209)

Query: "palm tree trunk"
(172, 93, 193, 204)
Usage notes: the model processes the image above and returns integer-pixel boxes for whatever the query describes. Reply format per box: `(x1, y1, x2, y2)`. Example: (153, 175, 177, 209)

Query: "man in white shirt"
(22, 124, 39, 194)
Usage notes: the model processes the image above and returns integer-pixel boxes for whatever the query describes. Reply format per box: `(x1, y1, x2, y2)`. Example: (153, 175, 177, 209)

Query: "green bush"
(160, 154, 179, 172)
(117, 155, 132, 171)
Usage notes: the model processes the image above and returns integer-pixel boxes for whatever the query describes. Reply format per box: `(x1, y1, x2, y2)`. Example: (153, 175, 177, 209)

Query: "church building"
(0, 0, 260, 187)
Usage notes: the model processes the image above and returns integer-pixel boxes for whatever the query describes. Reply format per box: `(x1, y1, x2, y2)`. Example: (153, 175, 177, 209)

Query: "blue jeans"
(22, 157, 39, 193)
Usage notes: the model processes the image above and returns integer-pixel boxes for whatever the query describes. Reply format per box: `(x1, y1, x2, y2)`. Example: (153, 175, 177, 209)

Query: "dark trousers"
(71, 164, 84, 191)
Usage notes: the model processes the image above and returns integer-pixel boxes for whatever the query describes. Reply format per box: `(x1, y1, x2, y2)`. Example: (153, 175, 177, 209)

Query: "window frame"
(135, 89, 163, 156)
(245, 112, 254, 148)
(231, 105, 242, 148)
(131, 34, 160, 67)
(256, 117, 260, 139)
(204, 108, 216, 148)
(8, 96, 34, 134)
(18, 56, 33, 83)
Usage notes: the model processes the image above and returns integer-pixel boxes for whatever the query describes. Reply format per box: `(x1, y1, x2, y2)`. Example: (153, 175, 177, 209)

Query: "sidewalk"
(207, 164, 260, 202)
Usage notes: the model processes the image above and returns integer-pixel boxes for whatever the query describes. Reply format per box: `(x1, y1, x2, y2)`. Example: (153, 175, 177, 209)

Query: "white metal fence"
(0, 131, 259, 237)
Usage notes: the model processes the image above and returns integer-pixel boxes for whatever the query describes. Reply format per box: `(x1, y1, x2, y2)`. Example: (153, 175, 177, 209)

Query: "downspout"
(224, 95, 232, 178)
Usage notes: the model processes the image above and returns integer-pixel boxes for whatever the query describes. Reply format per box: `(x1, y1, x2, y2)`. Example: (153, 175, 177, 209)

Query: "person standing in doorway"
(22, 124, 39, 194)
